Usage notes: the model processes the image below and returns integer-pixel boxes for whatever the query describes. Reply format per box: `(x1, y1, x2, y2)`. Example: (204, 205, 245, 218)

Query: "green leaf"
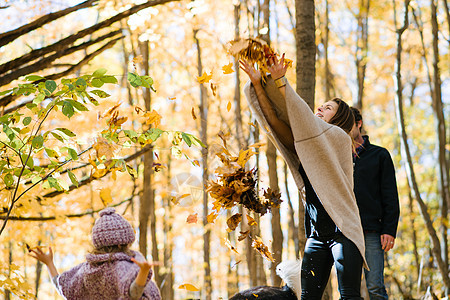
(68, 170, 79, 187)
(92, 68, 107, 78)
(45, 80, 57, 93)
(33, 93, 45, 104)
(182, 132, 192, 147)
(100, 75, 118, 84)
(91, 78, 104, 88)
(75, 78, 87, 87)
(45, 148, 58, 158)
(22, 117, 32, 126)
(4, 173, 14, 187)
(51, 132, 64, 142)
(32, 135, 44, 149)
(90, 90, 110, 98)
(146, 128, 164, 142)
(67, 99, 88, 112)
(62, 101, 74, 118)
(25, 75, 44, 81)
(186, 133, 205, 147)
(47, 177, 62, 191)
(126, 164, 137, 178)
(21, 154, 34, 168)
(0, 89, 13, 96)
(31, 175, 42, 184)
(57, 178, 70, 191)
(127, 72, 142, 87)
(67, 148, 78, 160)
(54, 128, 76, 137)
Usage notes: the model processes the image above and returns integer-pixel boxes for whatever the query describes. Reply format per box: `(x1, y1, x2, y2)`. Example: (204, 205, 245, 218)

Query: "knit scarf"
(244, 78, 367, 268)
(57, 250, 161, 300)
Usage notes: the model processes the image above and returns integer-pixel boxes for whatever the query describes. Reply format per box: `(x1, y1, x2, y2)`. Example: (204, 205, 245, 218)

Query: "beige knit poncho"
(244, 77, 367, 268)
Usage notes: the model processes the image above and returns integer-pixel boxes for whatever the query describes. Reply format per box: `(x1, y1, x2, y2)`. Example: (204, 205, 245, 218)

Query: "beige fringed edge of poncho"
(244, 77, 368, 269)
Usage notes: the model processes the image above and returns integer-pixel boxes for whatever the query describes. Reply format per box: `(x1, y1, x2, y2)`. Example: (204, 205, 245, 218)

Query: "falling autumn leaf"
(101, 102, 122, 119)
(191, 107, 197, 120)
(226, 213, 242, 231)
(237, 149, 256, 168)
(210, 83, 217, 96)
(253, 294, 259, 298)
(168, 96, 176, 100)
(246, 215, 257, 226)
(224, 238, 239, 254)
(92, 137, 116, 160)
(252, 236, 275, 262)
(222, 62, 234, 74)
(207, 211, 219, 223)
(143, 110, 162, 128)
(186, 213, 198, 224)
(284, 58, 293, 68)
(178, 283, 200, 292)
(197, 71, 212, 84)
(99, 188, 113, 207)
(227, 101, 232, 112)
(238, 230, 250, 241)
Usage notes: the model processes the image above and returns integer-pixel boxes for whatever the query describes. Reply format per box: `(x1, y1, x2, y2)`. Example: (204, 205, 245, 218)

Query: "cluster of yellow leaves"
(252, 236, 275, 262)
(227, 37, 292, 82)
(0, 263, 34, 299)
(205, 140, 282, 262)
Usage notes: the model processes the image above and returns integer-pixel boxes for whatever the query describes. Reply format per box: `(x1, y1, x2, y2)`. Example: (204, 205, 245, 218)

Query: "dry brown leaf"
(226, 213, 242, 231)
(186, 213, 198, 224)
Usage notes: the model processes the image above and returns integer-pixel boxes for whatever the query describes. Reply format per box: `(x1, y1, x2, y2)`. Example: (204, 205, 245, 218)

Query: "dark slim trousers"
(301, 234, 363, 300)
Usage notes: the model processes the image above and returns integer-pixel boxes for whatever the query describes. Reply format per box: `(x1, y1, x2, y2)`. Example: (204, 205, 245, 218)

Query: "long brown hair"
(328, 98, 355, 134)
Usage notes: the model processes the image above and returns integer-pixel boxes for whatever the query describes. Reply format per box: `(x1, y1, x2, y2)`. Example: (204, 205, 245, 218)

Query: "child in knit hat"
(29, 207, 161, 300)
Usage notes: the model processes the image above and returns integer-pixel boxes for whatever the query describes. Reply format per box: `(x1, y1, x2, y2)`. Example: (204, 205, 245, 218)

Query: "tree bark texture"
(295, 0, 316, 108)
(354, 0, 370, 110)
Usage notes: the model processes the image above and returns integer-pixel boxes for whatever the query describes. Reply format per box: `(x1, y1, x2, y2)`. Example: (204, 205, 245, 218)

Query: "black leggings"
(301, 234, 363, 300)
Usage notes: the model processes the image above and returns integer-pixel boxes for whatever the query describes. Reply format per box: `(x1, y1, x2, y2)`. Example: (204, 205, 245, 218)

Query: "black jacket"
(353, 136, 400, 237)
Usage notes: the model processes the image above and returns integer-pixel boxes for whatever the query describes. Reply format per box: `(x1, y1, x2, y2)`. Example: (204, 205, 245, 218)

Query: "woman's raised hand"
(239, 59, 262, 86)
(267, 53, 287, 80)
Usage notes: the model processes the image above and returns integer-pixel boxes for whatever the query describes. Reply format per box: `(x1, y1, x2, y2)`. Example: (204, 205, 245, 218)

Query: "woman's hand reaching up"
(239, 59, 262, 86)
(267, 53, 287, 80)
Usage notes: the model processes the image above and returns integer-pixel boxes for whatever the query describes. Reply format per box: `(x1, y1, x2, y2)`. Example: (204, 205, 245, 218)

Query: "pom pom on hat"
(92, 207, 135, 248)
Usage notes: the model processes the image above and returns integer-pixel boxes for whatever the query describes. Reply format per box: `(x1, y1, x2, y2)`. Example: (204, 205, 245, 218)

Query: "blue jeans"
(364, 233, 388, 300)
(301, 234, 363, 300)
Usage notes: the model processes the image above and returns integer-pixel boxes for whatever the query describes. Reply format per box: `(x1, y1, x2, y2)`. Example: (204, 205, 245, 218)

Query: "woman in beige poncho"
(241, 55, 365, 300)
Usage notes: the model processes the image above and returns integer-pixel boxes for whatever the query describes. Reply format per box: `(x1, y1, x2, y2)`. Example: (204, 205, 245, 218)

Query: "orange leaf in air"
(191, 107, 197, 120)
(227, 101, 232, 112)
(222, 63, 234, 74)
(197, 72, 212, 84)
(186, 213, 198, 224)
(178, 283, 200, 291)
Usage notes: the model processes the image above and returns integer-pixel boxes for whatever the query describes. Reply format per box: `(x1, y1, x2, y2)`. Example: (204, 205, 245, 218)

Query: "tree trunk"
(295, 0, 316, 107)
(162, 149, 174, 300)
(393, 0, 450, 291)
(431, 0, 449, 276)
(284, 162, 299, 258)
(194, 29, 212, 300)
(354, 0, 370, 110)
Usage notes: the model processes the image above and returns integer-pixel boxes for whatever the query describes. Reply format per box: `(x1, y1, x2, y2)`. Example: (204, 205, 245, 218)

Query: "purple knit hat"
(92, 207, 135, 248)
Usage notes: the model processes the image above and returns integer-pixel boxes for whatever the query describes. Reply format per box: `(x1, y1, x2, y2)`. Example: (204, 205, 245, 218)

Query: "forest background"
(0, 0, 448, 299)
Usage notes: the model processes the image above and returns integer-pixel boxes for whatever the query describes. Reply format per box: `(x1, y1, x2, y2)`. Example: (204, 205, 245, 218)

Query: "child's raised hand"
(131, 257, 162, 286)
(131, 257, 161, 271)
(28, 246, 54, 266)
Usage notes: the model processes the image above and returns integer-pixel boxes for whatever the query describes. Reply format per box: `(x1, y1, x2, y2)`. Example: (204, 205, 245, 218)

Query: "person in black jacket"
(351, 107, 400, 300)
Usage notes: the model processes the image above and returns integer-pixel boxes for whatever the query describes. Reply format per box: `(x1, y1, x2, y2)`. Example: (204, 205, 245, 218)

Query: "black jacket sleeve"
(379, 149, 400, 237)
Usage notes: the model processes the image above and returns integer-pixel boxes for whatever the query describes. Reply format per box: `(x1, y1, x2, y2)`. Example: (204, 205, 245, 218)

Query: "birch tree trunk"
(194, 29, 212, 300)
